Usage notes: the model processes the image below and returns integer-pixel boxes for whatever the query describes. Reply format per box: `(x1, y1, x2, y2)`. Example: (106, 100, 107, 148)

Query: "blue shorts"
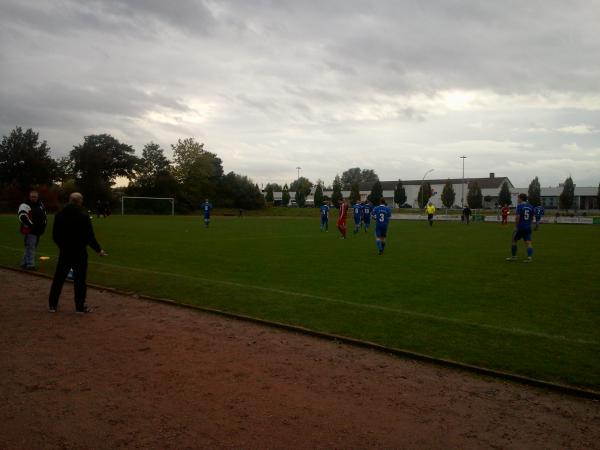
(375, 225, 388, 238)
(321, 216, 328, 224)
(513, 228, 532, 242)
(354, 217, 362, 225)
(363, 216, 371, 225)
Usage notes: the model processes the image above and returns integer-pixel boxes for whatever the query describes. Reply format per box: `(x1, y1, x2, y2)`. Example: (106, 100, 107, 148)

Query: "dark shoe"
(49, 307, 57, 313)
(76, 305, 93, 314)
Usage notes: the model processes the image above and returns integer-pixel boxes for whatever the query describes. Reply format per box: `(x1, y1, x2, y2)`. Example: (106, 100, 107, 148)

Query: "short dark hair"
(518, 193, 528, 201)
(380, 198, 386, 204)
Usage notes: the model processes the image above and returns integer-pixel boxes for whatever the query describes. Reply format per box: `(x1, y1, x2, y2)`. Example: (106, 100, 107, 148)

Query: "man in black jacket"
(48, 192, 107, 313)
(18, 190, 47, 270)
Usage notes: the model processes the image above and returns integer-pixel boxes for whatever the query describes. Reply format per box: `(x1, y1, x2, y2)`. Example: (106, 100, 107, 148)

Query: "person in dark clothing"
(462, 205, 472, 224)
(48, 193, 107, 314)
(18, 190, 47, 270)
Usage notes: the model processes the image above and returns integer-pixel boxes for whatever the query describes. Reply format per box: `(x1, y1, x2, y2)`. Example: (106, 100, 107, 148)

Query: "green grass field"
(1, 214, 599, 390)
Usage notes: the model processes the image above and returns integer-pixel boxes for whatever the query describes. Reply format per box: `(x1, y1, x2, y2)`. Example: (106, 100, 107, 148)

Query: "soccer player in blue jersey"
(320, 201, 330, 231)
(372, 199, 392, 255)
(200, 198, 213, 228)
(362, 201, 372, 233)
(506, 193, 534, 262)
(352, 201, 363, 234)
(534, 204, 545, 230)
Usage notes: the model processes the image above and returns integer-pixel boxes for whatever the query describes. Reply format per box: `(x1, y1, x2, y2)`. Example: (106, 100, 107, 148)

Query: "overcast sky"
(1, 0, 599, 188)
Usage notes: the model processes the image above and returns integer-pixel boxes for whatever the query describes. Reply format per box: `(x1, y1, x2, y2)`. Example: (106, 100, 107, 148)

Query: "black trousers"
(48, 251, 88, 311)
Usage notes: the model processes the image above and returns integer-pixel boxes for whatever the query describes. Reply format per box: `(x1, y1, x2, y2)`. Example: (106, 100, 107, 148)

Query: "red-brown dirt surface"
(1, 268, 599, 450)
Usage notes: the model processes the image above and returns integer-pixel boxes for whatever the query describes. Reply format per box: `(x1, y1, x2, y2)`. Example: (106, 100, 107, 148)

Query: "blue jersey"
(516, 202, 534, 230)
(372, 205, 392, 227)
(201, 202, 213, 217)
(362, 204, 372, 221)
(320, 204, 329, 219)
(352, 204, 363, 222)
(534, 205, 544, 219)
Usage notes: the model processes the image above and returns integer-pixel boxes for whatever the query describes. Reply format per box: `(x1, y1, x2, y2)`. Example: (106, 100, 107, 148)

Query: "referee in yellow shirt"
(426, 202, 436, 227)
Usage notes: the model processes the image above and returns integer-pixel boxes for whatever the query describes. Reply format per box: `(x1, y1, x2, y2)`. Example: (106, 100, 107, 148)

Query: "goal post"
(121, 196, 175, 216)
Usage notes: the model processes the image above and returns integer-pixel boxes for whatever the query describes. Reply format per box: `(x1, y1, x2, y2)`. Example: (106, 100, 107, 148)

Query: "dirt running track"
(1, 268, 599, 450)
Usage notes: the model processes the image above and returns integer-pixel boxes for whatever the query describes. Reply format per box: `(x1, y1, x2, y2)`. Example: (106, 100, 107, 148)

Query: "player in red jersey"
(337, 198, 349, 239)
(501, 204, 510, 225)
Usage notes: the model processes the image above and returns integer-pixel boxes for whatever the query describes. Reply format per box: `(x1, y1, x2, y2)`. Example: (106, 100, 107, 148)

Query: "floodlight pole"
(296, 166, 301, 181)
(420, 169, 434, 208)
(460, 155, 467, 206)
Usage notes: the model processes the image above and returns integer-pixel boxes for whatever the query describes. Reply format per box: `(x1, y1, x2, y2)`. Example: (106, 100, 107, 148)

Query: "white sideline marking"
(0, 244, 597, 346)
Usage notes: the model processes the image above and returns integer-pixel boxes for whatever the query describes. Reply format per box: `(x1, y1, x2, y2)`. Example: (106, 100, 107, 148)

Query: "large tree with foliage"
(313, 183, 324, 207)
(264, 185, 274, 203)
(289, 176, 313, 197)
(417, 182, 432, 208)
(331, 175, 343, 205)
(367, 180, 383, 204)
(559, 176, 575, 211)
(171, 138, 223, 210)
(68, 134, 138, 206)
(394, 179, 407, 207)
(282, 184, 290, 206)
(528, 176, 541, 207)
(340, 167, 379, 189)
(349, 182, 361, 204)
(294, 190, 306, 207)
(467, 181, 483, 208)
(0, 127, 58, 193)
(441, 179, 456, 209)
(128, 142, 178, 198)
(217, 172, 265, 209)
(498, 181, 512, 206)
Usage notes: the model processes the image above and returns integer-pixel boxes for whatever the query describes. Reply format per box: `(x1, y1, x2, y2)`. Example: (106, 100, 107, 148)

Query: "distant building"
(267, 175, 598, 209)
(354, 173, 513, 208)
(512, 185, 599, 210)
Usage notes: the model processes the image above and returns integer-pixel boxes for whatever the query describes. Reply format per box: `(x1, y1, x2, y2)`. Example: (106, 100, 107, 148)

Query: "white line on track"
(0, 244, 597, 346)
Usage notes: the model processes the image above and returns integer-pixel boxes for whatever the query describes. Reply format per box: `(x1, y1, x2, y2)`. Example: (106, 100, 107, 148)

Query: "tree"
(0, 127, 58, 193)
(349, 182, 361, 204)
(313, 183, 324, 207)
(171, 138, 223, 210)
(129, 142, 178, 197)
(331, 175, 342, 206)
(498, 181, 512, 206)
(289, 176, 313, 197)
(417, 182, 432, 208)
(367, 180, 383, 204)
(559, 176, 575, 211)
(394, 179, 407, 207)
(216, 172, 265, 209)
(528, 176, 541, 207)
(282, 184, 290, 206)
(294, 189, 306, 207)
(467, 181, 483, 208)
(441, 179, 455, 209)
(340, 167, 379, 189)
(265, 185, 274, 203)
(69, 134, 138, 206)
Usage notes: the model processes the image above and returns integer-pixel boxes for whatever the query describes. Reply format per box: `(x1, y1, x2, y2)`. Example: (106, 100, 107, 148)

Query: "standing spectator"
(18, 190, 47, 270)
(501, 204, 510, 225)
(426, 201, 436, 227)
(462, 205, 472, 225)
(48, 193, 107, 314)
